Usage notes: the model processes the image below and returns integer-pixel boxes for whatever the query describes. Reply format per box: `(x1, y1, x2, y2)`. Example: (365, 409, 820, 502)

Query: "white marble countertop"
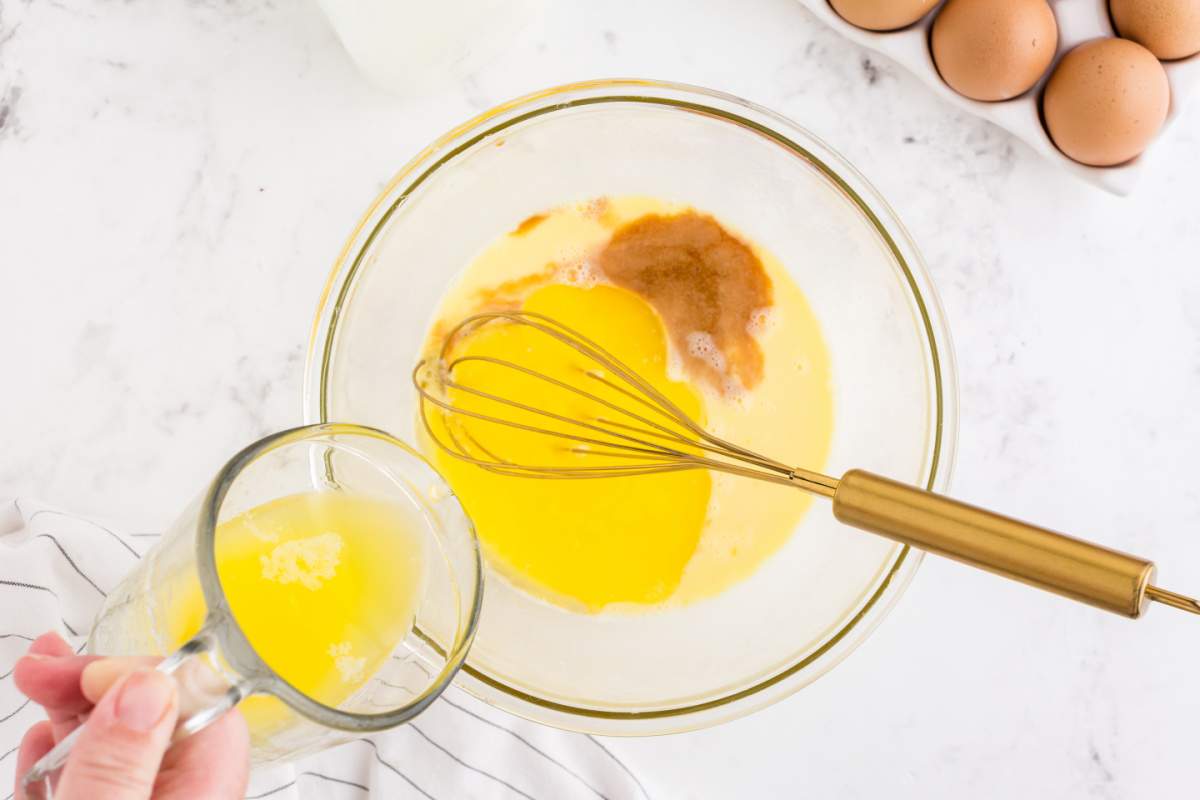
(3, 1, 1199, 797)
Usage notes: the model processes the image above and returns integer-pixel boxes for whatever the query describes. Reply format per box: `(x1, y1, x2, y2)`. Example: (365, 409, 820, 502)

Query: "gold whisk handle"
(831, 470, 1158, 618)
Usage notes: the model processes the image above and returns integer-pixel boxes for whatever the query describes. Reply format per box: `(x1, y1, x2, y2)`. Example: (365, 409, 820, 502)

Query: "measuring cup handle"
(19, 633, 249, 799)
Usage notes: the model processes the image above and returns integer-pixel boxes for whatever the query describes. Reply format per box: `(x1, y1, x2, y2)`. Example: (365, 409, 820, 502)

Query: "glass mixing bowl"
(304, 79, 958, 735)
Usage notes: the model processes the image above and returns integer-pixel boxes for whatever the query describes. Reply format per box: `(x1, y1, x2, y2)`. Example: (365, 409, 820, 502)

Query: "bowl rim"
(304, 78, 960, 735)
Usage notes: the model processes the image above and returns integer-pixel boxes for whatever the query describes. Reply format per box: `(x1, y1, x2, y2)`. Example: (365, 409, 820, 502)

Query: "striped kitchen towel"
(0, 498, 650, 800)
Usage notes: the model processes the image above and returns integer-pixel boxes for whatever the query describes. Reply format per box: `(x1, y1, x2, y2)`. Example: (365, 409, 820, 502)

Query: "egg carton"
(796, 0, 1200, 194)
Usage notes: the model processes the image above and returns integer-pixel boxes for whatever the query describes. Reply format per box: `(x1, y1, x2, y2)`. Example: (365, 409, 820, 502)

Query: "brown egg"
(1042, 38, 1170, 166)
(931, 0, 1059, 101)
(829, 0, 938, 31)
(1110, 0, 1200, 61)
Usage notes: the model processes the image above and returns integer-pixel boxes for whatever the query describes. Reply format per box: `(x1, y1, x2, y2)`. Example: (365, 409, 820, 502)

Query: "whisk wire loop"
(412, 310, 804, 485)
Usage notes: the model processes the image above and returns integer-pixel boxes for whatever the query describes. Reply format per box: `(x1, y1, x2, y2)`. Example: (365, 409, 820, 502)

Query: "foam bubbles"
(685, 331, 727, 373)
(581, 197, 611, 219)
(557, 257, 601, 288)
(746, 307, 777, 338)
(259, 532, 343, 590)
(328, 641, 367, 684)
(719, 377, 748, 407)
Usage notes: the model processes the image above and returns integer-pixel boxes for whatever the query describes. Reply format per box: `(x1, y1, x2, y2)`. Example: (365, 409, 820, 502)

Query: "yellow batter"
(423, 196, 833, 611)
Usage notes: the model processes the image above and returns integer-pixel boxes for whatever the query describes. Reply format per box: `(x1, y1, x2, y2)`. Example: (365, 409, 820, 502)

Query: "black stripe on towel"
(587, 736, 652, 800)
(20, 505, 140, 560)
(0, 580, 79, 636)
(409, 723, 537, 800)
(0, 634, 36, 677)
(30, 534, 107, 597)
(0, 698, 31, 725)
(357, 739, 437, 799)
(440, 694, 608, 800)
(246, 771, 370, 798)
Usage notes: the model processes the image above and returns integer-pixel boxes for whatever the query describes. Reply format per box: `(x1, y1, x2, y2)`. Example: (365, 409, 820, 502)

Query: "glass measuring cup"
(22, 423, 482, 795)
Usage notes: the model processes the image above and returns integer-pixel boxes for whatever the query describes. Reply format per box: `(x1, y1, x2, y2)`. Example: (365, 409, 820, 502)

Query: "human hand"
(12, 632, 249, 800)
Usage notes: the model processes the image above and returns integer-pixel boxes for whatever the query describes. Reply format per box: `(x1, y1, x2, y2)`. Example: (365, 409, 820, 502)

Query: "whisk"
(414, 310, 1199, 619)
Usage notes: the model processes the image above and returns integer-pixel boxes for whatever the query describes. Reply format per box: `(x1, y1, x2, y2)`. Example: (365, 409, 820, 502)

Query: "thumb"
(56, 669, 179, 800)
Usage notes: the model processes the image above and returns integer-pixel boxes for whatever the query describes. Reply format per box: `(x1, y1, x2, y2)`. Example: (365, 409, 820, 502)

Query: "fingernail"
(21, 653, 53, 661)
(82, 659, 124, 702)
(81, 657, 159, 703)
(114, 670, 175, 732)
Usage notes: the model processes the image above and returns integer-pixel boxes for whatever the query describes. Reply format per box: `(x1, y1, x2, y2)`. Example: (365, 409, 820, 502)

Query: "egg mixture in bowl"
(306, 80, 957, 734)
(423, 195, 834, 613)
